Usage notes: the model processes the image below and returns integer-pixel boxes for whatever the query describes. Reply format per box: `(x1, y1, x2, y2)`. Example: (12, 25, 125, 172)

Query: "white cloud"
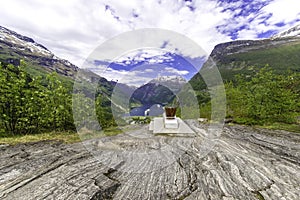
(91, 64, 190, 87)
(262, 0, 300, 24)
(0, 0, 228, 66)
(218, 0, 300, 40)
(165, 67, 189, 76)
(114, 49, 174, 64)
(145, 68, 154, 72)
(0, 0, 299, 68)
(99, 67, 155, 86)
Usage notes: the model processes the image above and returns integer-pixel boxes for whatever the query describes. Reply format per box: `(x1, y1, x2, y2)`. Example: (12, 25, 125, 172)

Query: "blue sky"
(89, 51, 205, 85)
(0, 0, 299, 86)
(93, 52, 201, 79)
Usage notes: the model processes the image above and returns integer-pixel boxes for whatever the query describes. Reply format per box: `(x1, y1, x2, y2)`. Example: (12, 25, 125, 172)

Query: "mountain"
(149, 75, 186, 93)
(0, 25, 134, 126)
(110, 81, 136, 95)
(131, 83, 174, 106)
(0, 26, 80, 78)
(189, 24, 300, 91)
(108, 82, 136, 112)
(0, 26, 115, 95)
(271, 24, 300, 39)
(130, 76, 186, 106)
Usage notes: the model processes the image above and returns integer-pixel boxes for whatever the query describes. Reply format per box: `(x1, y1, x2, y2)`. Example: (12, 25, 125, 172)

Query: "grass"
(224, 118, 300, 133)
(0, 131, 81, 145)
(253, 191, 265, 200)
(0, 127, 124, 146)
(255, 122, 300, 133)
(78, 126, 123, 141)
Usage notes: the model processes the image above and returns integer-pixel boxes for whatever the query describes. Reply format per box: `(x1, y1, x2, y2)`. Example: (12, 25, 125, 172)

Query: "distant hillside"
(189, 24, 300, 91)
(0, 25, 130, 114)
(130, 76, 186, 106)
(149, 76, 186, 94)
(0, 26, 116, 92)
(0, 25, 134, 130)
(131, 83, 175, 105)
(271, 24, 300, 39)
(0, 26, 80, 78)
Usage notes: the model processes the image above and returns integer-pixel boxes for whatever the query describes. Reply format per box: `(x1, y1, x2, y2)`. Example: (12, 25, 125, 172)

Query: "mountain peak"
(150, 75, 186, 84)
(0, 25, 81, 78)
(271, 24, 300, 39)
(1, 26, 33, 43)
(0, 25, 53, 57)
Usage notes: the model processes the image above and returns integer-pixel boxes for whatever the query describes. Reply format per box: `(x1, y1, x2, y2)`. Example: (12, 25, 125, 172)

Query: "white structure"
(144, 109, 150, 116)
(163, 113, 178, 129)
(144, 104, 164, 116)
(149, 112, 195, 135)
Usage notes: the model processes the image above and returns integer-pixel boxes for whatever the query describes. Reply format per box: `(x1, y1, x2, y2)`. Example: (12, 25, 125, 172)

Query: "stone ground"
(0, 121, 299, 200)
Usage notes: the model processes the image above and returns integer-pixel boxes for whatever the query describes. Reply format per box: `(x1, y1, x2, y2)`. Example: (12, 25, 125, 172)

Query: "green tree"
(95, 95, 116, 128)
(23, 75, 46, 133)
(72, 93, 95, 130)
(0, 61, 75, 135)
(226, 66, 299, 125)
(43, 73, 74, 131)
(0, 62, 31, 134)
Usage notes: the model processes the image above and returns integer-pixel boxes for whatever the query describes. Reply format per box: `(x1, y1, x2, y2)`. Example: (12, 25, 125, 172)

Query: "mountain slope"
(0, 25, 132, 127)
(0, 26, 79, 78)
(131, 76, 186, 106)
(131, 83, 175, 105)
(271, 24, 300, 39)
(0, 26, 115, 93)
(149, 76, 186, 94)
(189, 24, 300, 91)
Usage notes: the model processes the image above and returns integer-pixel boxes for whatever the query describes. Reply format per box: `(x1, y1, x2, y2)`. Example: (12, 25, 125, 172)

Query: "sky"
(0, 0, 300, 86)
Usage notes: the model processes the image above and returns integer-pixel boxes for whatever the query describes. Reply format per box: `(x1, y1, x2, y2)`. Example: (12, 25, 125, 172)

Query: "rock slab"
(0, 121, 299, 200)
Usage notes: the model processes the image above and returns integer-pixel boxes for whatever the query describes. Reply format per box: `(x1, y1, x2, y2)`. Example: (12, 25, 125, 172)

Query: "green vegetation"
(0, 131, 80, 145)
(130, 116, 151, 124)
(226, 66, 299, 125)
(216, 42, 300, 84)
(219, 42, 300, 73)
(255, 122, 300, 133)
(189, 40, 300, 132)
(190, 41, 300, 91)
(199, 66, 300, 132)
(0, 61, 74, 135)
(0, 61, 120, 143)
(0, 126, 125, 145)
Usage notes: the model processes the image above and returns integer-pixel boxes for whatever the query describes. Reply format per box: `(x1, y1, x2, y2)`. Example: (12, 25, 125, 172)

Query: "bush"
(226, 66, 299, 125)
(0, 61, 74, 135)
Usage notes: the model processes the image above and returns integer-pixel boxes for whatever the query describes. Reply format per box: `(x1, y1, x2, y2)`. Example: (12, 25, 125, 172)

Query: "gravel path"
(0, 121, 299, 200)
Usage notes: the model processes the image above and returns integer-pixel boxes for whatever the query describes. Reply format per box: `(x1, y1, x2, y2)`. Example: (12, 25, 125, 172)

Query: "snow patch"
(271, 24, 300, 39)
